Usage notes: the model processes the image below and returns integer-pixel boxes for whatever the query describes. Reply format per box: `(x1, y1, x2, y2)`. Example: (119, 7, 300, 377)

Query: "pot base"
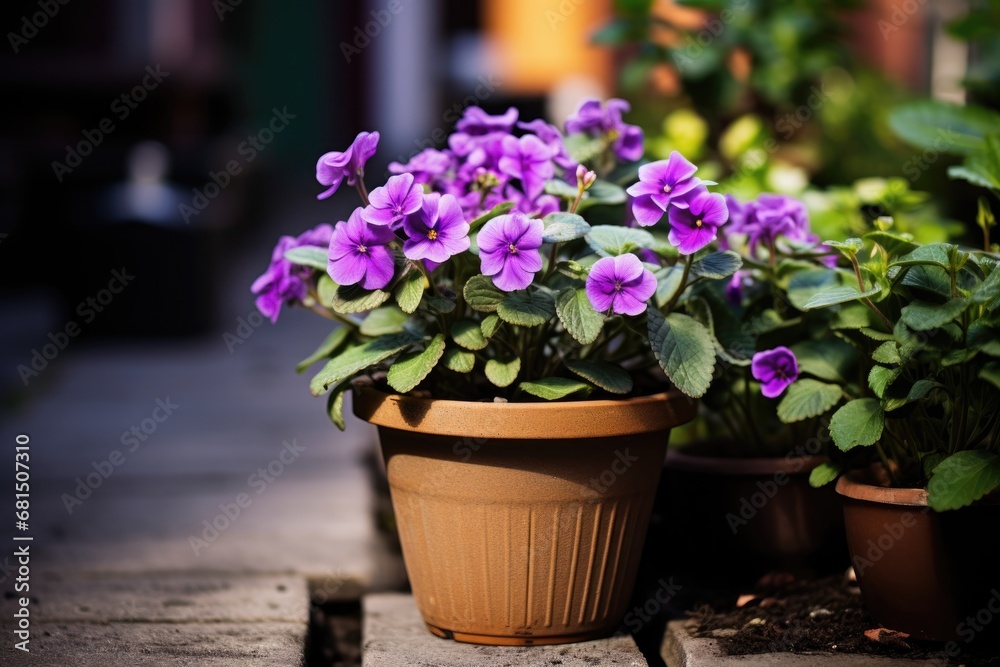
(426, 623, 612, 646)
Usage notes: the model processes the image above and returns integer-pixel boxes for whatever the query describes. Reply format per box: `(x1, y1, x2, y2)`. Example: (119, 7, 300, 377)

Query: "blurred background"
(0, 0, 995, 611)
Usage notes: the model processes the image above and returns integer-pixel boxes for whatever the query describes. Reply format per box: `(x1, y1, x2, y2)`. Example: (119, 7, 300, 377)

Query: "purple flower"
(361, 173, 423, 227)
(517, 118, 577, 171)
(751, 347, 799, 399)
(499, 134, 556, 200)
(402, 193, 470, 262)
(477, 212, 544, 292)
(505, 185, 560, 217)
(456, 106, 519, 136)
(316, 131, 379, 200)
(585, 254, 657, 316)
(388, 149, 452, 184)
(667, 188, 729, 255)
(252, 224, 334, 323)
(626, 151, 702, 226)
(725, 271, 746, 306)
(327, 208, 397, 291)
(728, 193, 810, 255)
(565, 98, 644, 162)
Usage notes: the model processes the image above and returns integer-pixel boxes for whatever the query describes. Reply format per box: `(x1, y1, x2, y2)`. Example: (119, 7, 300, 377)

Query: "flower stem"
(662, 254, 692, 314)
(355, 177, 370, 207)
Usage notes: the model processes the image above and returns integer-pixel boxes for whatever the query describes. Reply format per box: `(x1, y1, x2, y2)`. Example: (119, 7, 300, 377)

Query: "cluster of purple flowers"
(251, 224, 333, 322)
(724, 193, 834, 265)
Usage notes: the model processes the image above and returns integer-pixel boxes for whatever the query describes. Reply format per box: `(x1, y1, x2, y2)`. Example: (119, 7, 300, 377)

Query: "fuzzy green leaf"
(326, 380, 352, 431)
(497, 290, 556, 327)
(309, 332, 419, 395)
(468, 201, 515, 233)
(565, 360, 633, 394)
(883, 379, 944, 412)
(283, 245, 328, 270)
(331, 284, 392, 314)
(872, 341, 901, 365)
(485, 357, 521, 387)
(927, 450, 1000, 511)
(777, 379, 844, 423)
(900, 299, 968, 331)
(869, 366, 902, 399)
(576, 180, 627, 211)
(648, 310, 716, 398)
(386, 334, 446, 394)
(791, 339, 855, 384)
(393, 270, 424, 314)
(451, 319, 488, 350)
(481, 314, 502, 338)
(542, 212, 591, 243)
(519, 377, 593, 400)
(441, 347, 475, 373)
(556, 288, 605, 345)
(829, 398, 885, 451)
(359, 306, 409, 337)
(802, 284, 881, 310)
(296, 327, 350, 373)
(809, 461, 843, 488)
(586, 225, 654, 256)
(464, 275, 506, 312)
(690, 251, 743, 279)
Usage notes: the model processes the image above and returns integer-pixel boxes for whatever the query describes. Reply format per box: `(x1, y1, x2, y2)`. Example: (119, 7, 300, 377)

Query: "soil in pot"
(655, 441, 847, 585)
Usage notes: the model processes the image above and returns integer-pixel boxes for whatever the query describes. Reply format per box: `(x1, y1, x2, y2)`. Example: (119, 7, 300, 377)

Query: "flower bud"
(576, 164, 597, 190)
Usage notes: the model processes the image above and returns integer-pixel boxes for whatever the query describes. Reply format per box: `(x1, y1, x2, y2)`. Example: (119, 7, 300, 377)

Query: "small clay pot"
(353, 387, 697, 645)
(837, 472, 1000, 643)
(658, 445, 846, 583)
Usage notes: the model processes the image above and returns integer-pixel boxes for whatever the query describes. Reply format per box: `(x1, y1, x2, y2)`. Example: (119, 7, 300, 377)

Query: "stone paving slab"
(12, 573, 308, 624)
(0, 621, 306, 667)
(363, 592, 647, 667)
(661, 620, 948, 667)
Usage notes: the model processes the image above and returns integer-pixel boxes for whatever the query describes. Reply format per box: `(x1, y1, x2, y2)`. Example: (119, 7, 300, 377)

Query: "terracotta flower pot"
(353, 387, 697, 645)
(659, 445, 846, 583)
(837, 472, 1000, 644)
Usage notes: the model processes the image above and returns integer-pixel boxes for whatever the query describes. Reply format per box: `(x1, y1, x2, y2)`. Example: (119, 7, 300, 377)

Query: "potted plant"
(801, 189, 1000, 642)
(656, 192, 855, 582)
(250, 101, 741, 645)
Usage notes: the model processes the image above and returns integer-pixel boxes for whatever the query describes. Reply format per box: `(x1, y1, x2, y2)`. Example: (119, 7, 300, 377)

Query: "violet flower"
(565, 98, 644, 162)
(402, 193, 470, 263)
(252, 223, 334, 323)
(499, 134, 556, 200)
(729, 194, 810, 255)
(751, 347, 799, 398)
(585, 253, 657, 316)
(456, 106, 519, 136)
(327, 208, 397, 291)
(316, 131, 379, 200)
(517, 118, 577, 171)
(477, 212, 544, 292)
(667, 188, 729, 255)
(388, 149, 452, 184)
(626, 151, 703, 226)
(361, 173, 423, 228)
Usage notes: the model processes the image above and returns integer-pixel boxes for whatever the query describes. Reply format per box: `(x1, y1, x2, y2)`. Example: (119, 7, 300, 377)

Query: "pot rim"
(835, 470, 928, 507)
(352, 385, 697, 439)
(665, 448, 829, 475)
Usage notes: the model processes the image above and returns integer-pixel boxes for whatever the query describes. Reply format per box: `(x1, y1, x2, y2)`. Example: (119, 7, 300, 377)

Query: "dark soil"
(689, 574, 1000, 665)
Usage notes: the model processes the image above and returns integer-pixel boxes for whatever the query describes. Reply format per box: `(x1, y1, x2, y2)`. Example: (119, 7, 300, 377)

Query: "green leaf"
(451, 319, 488, 350)
(424, 295, 456, 314)
(791, 340, 855, 384)
(497, 289, 556, 327)
(889, 100, 1000, 156)
(826, 238, 864, 255)
(542, 212, 591, 243)
(576, 180, 627, 211)
(309, 332, 419, 395)
(777, 379, 844, 423)
(872, 341, 901, 365)
(690, 251, 742, 279)
(556, 260, 589, 280)
(463, 275, 506, 312)
(556, 288, 605, 345)
(884, 379, 944, 412)
(519, 377, 593, 400)
(927, 451, 1000, 511)
(296, 327, 350, 373)
(283, 245, 328, 270)
(869, 366, 901, 399)
(562, 133, 606, 164)
(468, 201, 515, 233)
(832, 303, 876, 331)
(393, 270, 424, 314)
(481, 314, 502, 338)
(359, 306, 409, 337)
(317, 274, 339, 308)
(980, 363, 1000, 390)
(864, 230, 918, 256)
(326, 379, 353, 431)
(860, 327, 896, 341)
(441, 347, 475, 373)
(648, 310, 716, 398)
(809, 461, 843, 488)
(802, 284, 881, 310)
(787, 269, 841, 310)
(829, 398, 885, 451)
(485, 357, 520, 387)
(973, 264, 1000, 306)
(331, 284, 392, 314)
(565, 360, 633, 394)
(586, 225, 654, 256)
(900, 299, 968, 331)
(386, 334, 446, 394)
(544, 178, 580, 199)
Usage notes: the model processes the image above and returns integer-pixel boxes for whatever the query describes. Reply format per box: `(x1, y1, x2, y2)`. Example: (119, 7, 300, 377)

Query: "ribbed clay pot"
(353, 387, 697, 645)
(837, 472, 1000, 643)
(660, 445, 846, 583)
